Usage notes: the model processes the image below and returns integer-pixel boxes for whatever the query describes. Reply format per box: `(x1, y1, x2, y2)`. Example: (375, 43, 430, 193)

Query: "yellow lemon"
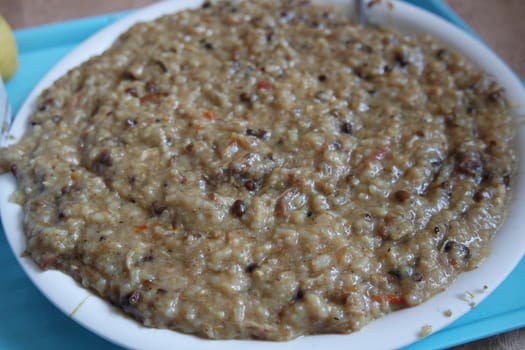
(0, 15, 18, 82)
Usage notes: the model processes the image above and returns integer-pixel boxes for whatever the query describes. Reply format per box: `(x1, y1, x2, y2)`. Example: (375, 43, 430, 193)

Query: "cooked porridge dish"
(0, 0, 517, 341)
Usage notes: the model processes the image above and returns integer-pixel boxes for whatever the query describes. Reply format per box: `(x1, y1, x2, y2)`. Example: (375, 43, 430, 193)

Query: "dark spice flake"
(37, 98, 55, 111)
(246, 128, 269, 140)
(239, 92, 251, 103)
(125, 87, 138, 97)
(231, 199, 247, 217)
(96, 149, 113, 166)
(394, 52, 409, 67)
(341, 122, 353, 134)
(435, 48, 448, 60)
(246, 263, 259, 273)
(145, 81, 159, 93)
(393, 190, 411, 203)
(244, 180, 257, 191)
(486, 90, 503, 104)
(142, 255, 154, 262)
(503, 174, 511, 188)
(444, 241, 471, 262)
(473, 190, 489, 202)
(412, 273, 423, 282)
(240, 92, 257, 104)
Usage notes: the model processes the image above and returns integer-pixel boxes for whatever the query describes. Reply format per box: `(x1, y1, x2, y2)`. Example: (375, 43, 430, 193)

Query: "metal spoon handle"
(0, 78, 12, 147)
(355, 0, 368, 25)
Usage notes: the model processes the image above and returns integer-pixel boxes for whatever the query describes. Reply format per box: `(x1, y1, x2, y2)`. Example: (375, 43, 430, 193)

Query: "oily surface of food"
(0, 0, 517, 340)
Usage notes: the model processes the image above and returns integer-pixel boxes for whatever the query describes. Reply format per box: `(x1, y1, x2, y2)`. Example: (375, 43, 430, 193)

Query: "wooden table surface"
(0, 1, 523, 349)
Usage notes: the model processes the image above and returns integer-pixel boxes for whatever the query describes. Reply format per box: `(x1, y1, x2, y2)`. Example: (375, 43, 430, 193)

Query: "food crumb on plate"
(419, 324, 432, 337)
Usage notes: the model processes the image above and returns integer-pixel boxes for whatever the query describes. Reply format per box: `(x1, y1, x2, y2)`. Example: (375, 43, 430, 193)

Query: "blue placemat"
(2, 1, 524, 349)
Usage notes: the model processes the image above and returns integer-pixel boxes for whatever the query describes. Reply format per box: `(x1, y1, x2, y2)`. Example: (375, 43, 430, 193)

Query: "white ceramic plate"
(1, 1, 524, 349)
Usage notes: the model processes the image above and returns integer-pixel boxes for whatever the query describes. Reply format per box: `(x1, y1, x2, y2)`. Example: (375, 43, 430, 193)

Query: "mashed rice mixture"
(0, 0, 516, 340)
